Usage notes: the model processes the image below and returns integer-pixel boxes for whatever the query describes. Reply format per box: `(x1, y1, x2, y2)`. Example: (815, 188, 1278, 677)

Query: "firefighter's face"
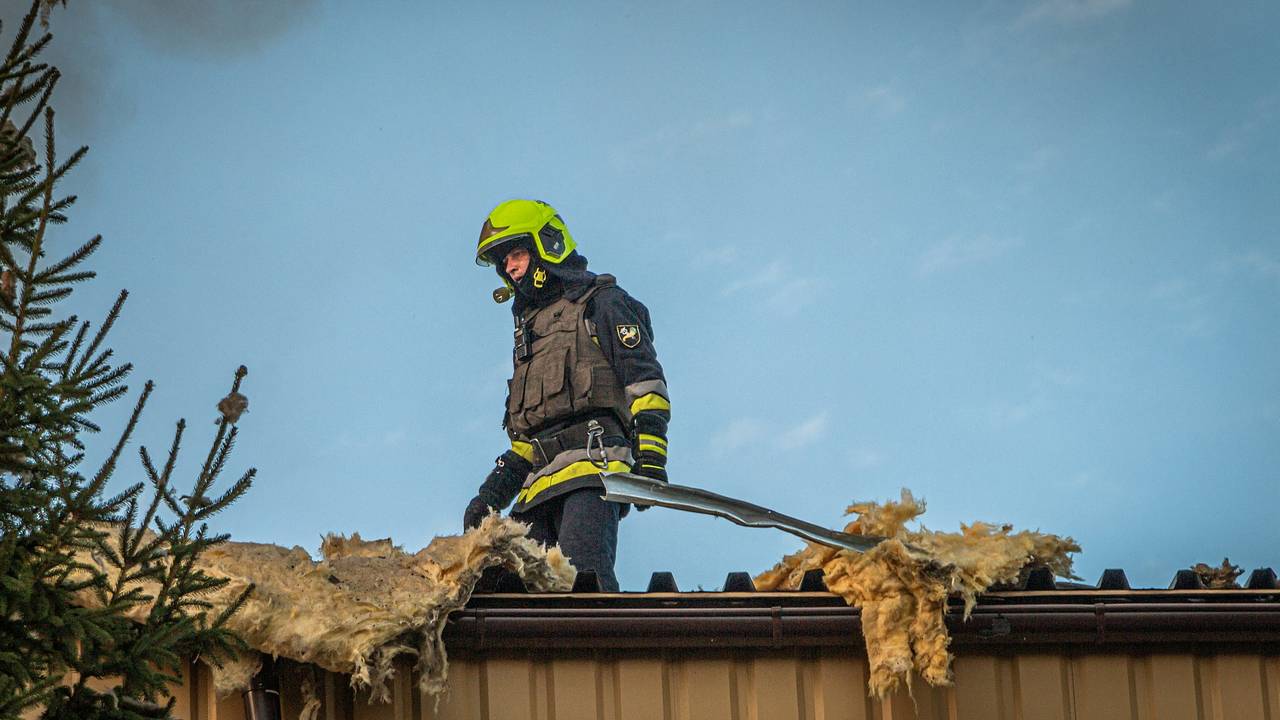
(504, 247, 531, 281)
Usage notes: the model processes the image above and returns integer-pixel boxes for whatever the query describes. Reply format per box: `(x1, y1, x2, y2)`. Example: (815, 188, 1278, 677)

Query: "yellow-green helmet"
(476, 199, 577, 267)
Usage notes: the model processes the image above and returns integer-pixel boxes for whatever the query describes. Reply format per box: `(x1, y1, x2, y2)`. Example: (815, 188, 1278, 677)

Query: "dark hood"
(508, 250, 596, 315)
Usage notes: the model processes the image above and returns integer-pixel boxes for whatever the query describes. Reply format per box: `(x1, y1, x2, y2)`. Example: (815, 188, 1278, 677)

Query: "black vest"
(505, 276, 630, 437)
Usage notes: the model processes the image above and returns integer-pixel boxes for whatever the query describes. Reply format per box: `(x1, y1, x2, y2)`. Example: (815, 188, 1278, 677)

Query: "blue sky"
(17, 0, 1278, 590)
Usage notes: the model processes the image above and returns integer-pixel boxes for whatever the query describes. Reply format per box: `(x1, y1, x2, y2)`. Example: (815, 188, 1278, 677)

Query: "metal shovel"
(600, 471, 886, 554)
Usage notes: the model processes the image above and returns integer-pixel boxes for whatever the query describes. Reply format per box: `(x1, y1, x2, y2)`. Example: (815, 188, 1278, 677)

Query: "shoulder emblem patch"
(615, 324, 641, 348)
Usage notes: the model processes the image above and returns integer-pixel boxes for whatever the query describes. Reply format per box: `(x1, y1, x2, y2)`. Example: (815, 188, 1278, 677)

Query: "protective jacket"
(504, 273, 669, 512)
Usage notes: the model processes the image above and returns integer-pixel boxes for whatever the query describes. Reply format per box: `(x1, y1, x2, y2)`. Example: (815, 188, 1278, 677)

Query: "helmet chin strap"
(492, 258, 562, 307)
(511, 260, 563, 306)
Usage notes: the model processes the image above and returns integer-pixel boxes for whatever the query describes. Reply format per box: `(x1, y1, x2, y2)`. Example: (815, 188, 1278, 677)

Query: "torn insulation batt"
(74, 490, 1077, 705)
(75, 514, 575, 701)
(1192, 558, 1243, 588)
(755, 489, 1080, 697)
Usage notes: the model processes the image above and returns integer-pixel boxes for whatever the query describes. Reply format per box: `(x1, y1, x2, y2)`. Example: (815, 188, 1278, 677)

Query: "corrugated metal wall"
(178, 648, 1280, 720)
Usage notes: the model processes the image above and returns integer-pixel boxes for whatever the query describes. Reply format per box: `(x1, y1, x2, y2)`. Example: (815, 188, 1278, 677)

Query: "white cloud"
(608, 110, 755, 170)
(721, 259, 825, 315)
(959, 365, 1082, 430)
(1217, 249, 1280, 283)
(917, 235, 1020, 277)
(1148, 278, 1214, 338)
(692, 244, 740, 267)
(1206, 94, 1278, 161)
(1263, 402, 1279, 425)
(1012, 145, 1062, 195)
(1070, 470, 1096, 487)
(778, 411, 830, 450)
(709, 412, 830, 455)
(722, 260, 783, 295)
(1149, 249, 1279, 340)
(1133, 246, 1277, 341)
(1017, 0, 1131, 26)
(1037, 365, 1082, 388)
(1148, 191, 1175, 213)
(709, 417, 769, 455)
(975, 396, 1044, 428)
(335, 425, 413, 452)
(764, 276, 823, 315)
(1017, 145, 1060, 175)
(847, 446, 885, 470)
(864, 84, 907, 117)
(1206, 137, 1240, 162)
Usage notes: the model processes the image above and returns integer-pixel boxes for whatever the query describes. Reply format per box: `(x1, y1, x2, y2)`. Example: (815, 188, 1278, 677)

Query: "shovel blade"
(601, 471, 884, 554)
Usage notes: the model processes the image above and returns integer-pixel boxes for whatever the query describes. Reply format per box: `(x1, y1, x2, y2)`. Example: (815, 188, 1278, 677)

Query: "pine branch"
(131, 423, 181, 560)
(72, 289, 125, 378)
(194, 468, 254, 522)
(57, 315, 85, 380)
(87, 380, 152, 498)
(203, 425, 236, 489)
(0, 55, 52, 99)
(80, 361, 131, 394)
(2, 102, 56, 372)
(33, 233, 98, 283)
(0, 230, 21, 269)
(1, 10, 257, 715)
(1, 2, 39, 80)
(86, 381, 128, 409)
(11, 69, 54, 152)
(11, 143, 82, 216)
(35, 268, 91, 285)
(19, 316, 72, 370)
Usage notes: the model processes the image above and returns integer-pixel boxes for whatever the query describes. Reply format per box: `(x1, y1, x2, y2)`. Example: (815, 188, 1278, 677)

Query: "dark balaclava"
(512, 255, 564, 307)
(503, 244, 595, 315)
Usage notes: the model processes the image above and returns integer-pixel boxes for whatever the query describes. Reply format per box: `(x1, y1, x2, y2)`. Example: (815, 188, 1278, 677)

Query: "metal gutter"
(443, 592, 1280, 651)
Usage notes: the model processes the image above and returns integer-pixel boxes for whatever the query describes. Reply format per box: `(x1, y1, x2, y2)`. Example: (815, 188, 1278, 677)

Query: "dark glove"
(631, 411, 669, 511)
(463, 450, 532, 530)
(463, 496, 493, 530)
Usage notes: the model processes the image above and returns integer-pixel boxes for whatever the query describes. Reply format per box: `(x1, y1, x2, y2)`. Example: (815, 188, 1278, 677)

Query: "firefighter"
(463, 199, 670, 592)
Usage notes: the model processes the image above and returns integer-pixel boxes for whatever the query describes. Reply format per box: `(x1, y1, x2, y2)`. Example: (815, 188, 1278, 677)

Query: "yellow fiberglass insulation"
(1192, 558, 1243, 588)
(754, 489, 1080, 698)
(75, 513, 575, 702)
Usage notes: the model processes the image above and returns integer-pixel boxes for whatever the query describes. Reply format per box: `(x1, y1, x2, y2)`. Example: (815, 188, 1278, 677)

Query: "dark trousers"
(512, 488, 622, 592)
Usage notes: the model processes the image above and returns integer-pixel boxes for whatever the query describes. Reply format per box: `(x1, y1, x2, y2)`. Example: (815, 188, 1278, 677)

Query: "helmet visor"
(476, 232, 534, 267)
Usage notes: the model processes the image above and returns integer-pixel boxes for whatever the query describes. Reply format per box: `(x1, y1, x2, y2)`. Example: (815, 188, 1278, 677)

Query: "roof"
(445, 566, 1280, 651)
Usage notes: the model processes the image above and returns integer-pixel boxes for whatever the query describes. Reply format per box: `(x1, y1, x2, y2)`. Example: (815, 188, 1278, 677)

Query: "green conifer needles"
(0, 3, 256, 718)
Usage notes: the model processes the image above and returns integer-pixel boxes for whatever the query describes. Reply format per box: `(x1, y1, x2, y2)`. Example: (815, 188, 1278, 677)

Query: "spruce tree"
(0, 3, 256, 718)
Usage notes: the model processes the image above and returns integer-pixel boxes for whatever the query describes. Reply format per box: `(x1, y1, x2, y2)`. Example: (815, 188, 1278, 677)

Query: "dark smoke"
(0, 0, 115, 154)
(0, 0, 317, 181)
(99, 0, 320, 58)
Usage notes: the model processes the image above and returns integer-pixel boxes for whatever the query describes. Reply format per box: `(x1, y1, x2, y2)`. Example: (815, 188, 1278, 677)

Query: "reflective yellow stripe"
(630, 393, 671, 415)
(638, 443, 667, 457)
(638, 433, 667, 448)
(516, 460, 631, 504)
(510, 441, 535, 464)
